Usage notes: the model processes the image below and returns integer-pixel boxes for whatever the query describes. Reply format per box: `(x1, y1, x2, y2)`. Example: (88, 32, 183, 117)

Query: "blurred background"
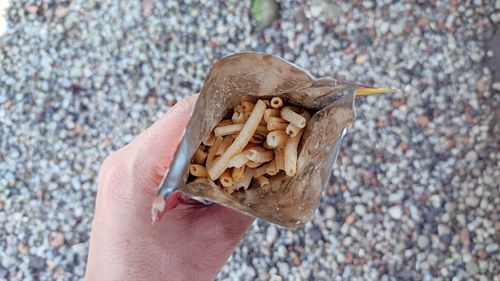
(0, 0, 499, 280)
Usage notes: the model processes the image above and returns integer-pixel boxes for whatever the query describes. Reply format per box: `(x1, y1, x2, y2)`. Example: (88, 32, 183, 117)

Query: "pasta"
(281, 107, 306, 128)
(189, 164, 208, 177)
(190, 97, 311, 196)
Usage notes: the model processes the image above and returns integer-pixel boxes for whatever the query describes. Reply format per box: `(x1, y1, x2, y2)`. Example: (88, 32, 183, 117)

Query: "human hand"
(85, 95, 255, 281)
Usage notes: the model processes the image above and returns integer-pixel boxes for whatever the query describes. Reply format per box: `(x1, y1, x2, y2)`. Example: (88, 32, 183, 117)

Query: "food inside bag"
(153, 52, 393, 228)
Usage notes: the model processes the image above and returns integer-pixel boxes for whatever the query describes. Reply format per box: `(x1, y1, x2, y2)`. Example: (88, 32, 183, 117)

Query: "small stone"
(465, 151, 478, 162)
(29, 256, 46, 271)
(345, 214, 355, 225)
(417, 235, 430, 249)
(417, 115, 429, 127)
(266, 225, 277, 244)
(465, 196, 479, 207)
(362, 0, 374, 9)
(355, 54, 369, 65)
(25, 5, 39, 14)
(465, 261, 479, 275)
(390, 23, 404, 35)
(309, 226, 323, 240)
(324, 205, 336, 220)
(355, 204, 366, 216)
(251, 0, 279, 27)
(55, 6, 71, 18)
(49, 232, 65, 248)
(388, 205, 403, 220)
(388, 190, 404, 203)
(417, 17, 430, 27)
(485, 243, 498, 254)
(460, 229, 470, 247)
(492, 82, 500, 92)
(427, 253, 438, 264)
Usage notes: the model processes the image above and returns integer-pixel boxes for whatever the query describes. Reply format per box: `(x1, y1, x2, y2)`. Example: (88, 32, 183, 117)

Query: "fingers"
(130, 95, 198, 173)
(96, 95, 198, 214)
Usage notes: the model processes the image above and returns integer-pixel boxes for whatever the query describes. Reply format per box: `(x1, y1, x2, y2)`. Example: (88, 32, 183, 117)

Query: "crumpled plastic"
(156, 52, 358, 228)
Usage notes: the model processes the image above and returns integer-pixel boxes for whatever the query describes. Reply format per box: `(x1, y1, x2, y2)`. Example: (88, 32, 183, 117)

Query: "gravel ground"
(1, 0, 499, 280)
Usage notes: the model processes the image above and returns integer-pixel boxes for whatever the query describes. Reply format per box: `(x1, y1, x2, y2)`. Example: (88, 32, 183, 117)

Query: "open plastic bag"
(154, 52, 371, 228)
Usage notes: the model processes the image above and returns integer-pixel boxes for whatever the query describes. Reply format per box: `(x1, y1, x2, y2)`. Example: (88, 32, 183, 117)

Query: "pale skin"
(85, 95, 255, 281)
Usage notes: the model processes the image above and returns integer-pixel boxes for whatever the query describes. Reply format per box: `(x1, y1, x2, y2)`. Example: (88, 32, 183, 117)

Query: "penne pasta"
(214, 124, 243, 137)
(193, 147, 208, 164)
(264, 108, 280, 122)
(189, 164, 208, 177)
(265, 159, 278, 176)
(256, 175, 270, 188)
(281, 106, 306, 128)
(232, 166, 246, 182)
(267, 116, 289, 131)
(202, 131, 215, 146)
(234, 167, 253, 190)
(219, 169, 234, 187)
(208, 99, 266, 180)
(284, 128, 303, 176)
(216, 135, 234, 156)
(248, 148, 274, 163)
(285, 123, 300, 137)
(227, 150, 251, 168)
(266, 130, 288, 148)
(206, 136, 223, 168)
(270, 97, 283, 109)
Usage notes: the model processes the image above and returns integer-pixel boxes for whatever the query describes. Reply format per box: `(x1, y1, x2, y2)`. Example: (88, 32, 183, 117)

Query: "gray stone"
(417, 235, 430, 249)
(388, 205, 403, 220)
(465, 261, 479, 275)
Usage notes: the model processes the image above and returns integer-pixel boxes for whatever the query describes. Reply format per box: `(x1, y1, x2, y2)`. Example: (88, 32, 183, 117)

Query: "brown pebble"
(417, 17, 430, 27)
(18, 243, 29, 255)
(392, 98, 406, 108)
(355, 54, 369, 65)
(25, 5, 39, 14)
(49, 232, 65, 248)
(417, 115, 429, 127)
(345, 214, 355, 225)
(345, 252, 354, 264)
(475, 249, 488, 259)
(399, 142, 409, 152)
(293, 256, 301, 266)
(460, 228, 470, 247)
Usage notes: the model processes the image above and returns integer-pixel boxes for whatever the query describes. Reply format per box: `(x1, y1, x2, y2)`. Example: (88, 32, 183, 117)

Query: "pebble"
(388, 205, 403, 220)
(266, 226, 278, 244)
(324, 206, 336, 220)
(49, 232, 65, 248)
(354, 204, 366, 216)
(417, 235, 430, 249)
(465, 196, 480, 207)
(465, 151, 478, 162)
(485, 243, 498, 253)
(492, 82, 500, 91)
(465, 261, 479, 275)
